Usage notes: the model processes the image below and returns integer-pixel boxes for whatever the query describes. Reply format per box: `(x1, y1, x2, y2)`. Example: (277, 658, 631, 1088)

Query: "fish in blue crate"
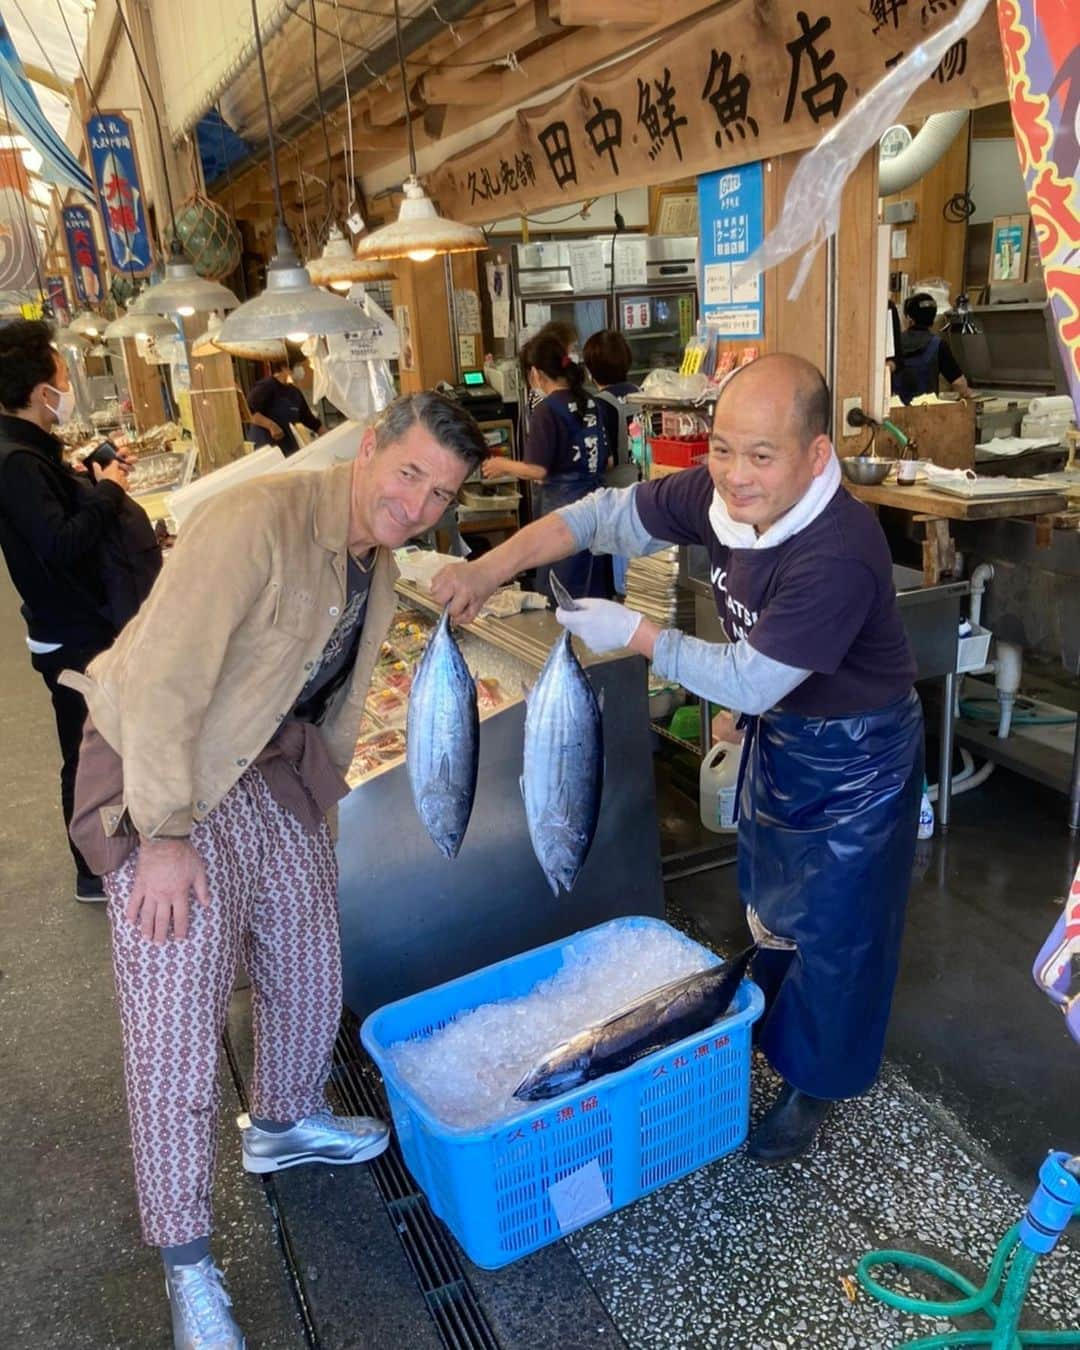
(514, 942, 758, 1100)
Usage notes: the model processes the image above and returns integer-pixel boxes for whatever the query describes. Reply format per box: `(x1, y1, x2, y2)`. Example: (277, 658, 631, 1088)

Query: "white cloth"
(707, 452, 842, 550)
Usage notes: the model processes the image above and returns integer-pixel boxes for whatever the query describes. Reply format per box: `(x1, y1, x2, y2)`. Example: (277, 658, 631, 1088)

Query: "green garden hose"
(857, 1206, 1080, 1348)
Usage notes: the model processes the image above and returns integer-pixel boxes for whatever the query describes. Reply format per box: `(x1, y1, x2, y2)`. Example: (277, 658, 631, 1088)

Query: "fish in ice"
(521, 582, 603, 894)
(513, 942, 757, 1100)
(406, 608, 479, 859)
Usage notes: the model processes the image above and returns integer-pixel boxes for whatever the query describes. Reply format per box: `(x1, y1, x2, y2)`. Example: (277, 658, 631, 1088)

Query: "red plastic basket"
(649, 436, 709, 468)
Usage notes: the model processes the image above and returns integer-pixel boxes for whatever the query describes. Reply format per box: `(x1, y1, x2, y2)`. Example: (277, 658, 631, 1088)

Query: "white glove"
(555, 598, 644, 654)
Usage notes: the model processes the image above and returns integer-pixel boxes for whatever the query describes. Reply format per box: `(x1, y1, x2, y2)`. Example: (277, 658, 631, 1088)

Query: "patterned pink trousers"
(105, 769, 341, 1247)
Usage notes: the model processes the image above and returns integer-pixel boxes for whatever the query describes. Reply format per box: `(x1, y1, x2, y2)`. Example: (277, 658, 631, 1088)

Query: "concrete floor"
(3, 558, 1079, 1349)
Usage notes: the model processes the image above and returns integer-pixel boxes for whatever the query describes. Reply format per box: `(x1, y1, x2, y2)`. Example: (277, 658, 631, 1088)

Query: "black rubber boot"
(746, 1081, 832, 1165)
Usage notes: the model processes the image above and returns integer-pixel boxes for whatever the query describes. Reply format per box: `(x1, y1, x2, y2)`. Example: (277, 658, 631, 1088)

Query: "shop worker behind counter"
(62, 392, 486, 1350)
(246, 351, 323, 455)
(0, 318, 159, 905)
(433, 353, 924, 1167)
(892, 291, 972, 404)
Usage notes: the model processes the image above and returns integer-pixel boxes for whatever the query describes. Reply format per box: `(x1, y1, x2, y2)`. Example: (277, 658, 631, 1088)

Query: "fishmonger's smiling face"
(708, 356, 833, 534)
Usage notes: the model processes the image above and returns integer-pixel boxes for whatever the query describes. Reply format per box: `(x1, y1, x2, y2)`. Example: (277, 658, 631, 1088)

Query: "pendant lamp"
(353, 0, 485, 265)
(216, 0, 374, 345)
(69, 311, 103, 339)
(104, 310, 177, 341)
(138, 244, 240, 318)
(306, 226, 397, 291)
(192, 312, 287, 363)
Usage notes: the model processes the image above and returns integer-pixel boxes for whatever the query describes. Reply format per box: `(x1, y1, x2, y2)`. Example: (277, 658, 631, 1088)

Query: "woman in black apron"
(480, 332, 611, 599)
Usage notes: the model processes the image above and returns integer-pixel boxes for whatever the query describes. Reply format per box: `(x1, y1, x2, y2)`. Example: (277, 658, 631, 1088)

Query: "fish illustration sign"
(85, 112, 152, 277)
(62, 205, 104, 305)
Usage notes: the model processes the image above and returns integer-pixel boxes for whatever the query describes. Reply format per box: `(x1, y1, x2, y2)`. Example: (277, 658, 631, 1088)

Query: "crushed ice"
(386, 925, 713, 1129)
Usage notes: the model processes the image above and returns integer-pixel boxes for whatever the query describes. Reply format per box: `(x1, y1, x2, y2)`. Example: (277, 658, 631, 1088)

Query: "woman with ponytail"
(482, 332, 611, 599)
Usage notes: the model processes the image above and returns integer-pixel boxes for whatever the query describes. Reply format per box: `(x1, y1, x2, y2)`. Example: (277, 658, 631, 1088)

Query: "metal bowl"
(840, 456, 893, 485)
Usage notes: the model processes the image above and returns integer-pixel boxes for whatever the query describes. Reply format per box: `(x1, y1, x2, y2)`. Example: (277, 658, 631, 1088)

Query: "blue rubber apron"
(737, 689, 924, 1100)
(534, 397, 608, 601)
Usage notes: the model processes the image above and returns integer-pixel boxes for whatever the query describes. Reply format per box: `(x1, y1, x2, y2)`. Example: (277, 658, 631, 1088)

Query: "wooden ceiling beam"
(419, 70, 513, 105)
(550, 0, 660, 24)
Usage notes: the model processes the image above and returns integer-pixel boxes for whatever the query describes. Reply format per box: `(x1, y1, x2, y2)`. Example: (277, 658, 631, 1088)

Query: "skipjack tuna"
(406, 607, 479, 860)
(514, 944, 758, 1101)
(521, 577, 604, 894)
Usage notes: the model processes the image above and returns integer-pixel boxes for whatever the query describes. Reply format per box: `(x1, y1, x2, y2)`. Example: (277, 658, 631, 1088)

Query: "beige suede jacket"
(60, 458, 398, 839)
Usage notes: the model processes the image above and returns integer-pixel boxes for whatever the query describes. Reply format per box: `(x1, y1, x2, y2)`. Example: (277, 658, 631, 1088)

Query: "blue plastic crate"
(361, 916, 764, 1269)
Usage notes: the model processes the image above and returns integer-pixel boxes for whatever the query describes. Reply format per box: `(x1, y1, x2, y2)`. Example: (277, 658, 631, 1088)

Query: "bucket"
(699, 741, 740, 833)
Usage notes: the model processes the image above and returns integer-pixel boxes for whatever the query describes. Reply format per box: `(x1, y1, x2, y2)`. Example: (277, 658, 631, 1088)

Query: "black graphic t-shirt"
(290, 553, 371, 724)
(635, 466, 916, 718)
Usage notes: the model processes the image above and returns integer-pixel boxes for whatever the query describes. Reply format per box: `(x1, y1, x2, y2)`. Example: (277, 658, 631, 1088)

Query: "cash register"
(446, 369, 504, 422)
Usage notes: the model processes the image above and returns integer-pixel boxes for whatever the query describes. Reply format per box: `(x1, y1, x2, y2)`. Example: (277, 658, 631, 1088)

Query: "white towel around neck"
(707, 452, 842, 550)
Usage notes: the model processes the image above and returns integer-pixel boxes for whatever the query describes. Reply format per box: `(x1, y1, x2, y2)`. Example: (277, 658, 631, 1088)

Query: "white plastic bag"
(735, 0, 992, 299)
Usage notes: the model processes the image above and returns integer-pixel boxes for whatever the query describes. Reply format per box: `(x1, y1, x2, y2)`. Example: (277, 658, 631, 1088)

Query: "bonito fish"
(522, 579, 603, 894)
(514, 943, 757, 1100)
(406, 608, 479, 859)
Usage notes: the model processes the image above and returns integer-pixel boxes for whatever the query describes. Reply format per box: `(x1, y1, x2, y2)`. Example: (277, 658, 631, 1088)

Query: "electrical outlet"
(841, 397, 863, 436)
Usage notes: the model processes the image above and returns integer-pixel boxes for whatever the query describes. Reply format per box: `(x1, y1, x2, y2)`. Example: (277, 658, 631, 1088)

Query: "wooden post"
(120, 339, 167, 431)
(834, 149, 881, 455)
(187, 349, 246, 472)
(765, 153, 828, 369)
(392, 258, 456, 394)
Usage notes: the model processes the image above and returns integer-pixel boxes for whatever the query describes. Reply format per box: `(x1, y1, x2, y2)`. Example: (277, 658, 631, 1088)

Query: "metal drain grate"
(329, 1016, 501, 1350)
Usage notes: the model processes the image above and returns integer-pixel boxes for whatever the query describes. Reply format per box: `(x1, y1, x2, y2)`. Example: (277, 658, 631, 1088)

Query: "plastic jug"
(699, 741, 740, 833)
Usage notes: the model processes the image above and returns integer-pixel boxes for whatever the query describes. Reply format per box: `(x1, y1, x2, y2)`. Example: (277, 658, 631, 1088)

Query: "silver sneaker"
(166, 1257, 245, 1349)
(238, 1110, 390, 1174)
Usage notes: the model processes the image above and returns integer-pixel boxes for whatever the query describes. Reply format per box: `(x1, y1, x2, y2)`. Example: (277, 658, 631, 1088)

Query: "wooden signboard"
(430, 0, 1007, 224)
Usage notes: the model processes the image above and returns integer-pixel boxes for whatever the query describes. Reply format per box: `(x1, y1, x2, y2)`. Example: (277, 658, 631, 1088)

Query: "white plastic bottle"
(699, 742, 740, 833)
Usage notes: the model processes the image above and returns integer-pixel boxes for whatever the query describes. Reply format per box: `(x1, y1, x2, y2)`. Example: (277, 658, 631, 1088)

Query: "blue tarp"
(0, 12, 94, 196)
(196, 109, 252, 186)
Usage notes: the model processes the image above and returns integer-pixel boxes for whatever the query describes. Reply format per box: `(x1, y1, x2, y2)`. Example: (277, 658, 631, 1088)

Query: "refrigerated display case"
(513, 235, 697, 381)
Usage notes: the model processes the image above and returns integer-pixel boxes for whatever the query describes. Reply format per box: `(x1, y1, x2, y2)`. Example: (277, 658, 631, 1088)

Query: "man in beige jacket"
(65, 392, 485, 1350)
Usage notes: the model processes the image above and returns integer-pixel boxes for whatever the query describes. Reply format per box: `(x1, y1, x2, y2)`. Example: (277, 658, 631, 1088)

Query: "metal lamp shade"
(104, 311, 178, 340)
(352, 176, 485, 263)
(306, 230, 397, 288)
(69, 311, 103, 338)
(216, 247, 375, 343)
(139, 257, 240, 317)
(191, 313, 287, 361)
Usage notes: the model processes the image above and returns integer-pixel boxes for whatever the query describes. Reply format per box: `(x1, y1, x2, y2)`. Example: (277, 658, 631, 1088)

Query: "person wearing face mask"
(0, 318, 133, 903)
(246, 352, 323, 456)
(433, 355, 923, 1166)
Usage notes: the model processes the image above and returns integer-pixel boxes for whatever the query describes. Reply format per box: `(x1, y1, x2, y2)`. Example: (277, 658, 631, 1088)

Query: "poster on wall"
(989, 214, 1029, 282)
(85, 112, 153, 276)
(62, 205, 104, 305)
(698, 162, 764, 337)
(45, 275, 71, 325)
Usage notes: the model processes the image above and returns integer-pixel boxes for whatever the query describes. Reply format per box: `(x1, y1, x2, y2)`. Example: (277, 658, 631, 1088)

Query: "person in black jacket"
(0, 319, 134, 902)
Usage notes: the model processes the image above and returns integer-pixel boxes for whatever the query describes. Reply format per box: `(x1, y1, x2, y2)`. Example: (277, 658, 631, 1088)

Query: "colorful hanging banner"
(85, 111, 153, 276)
(0, 148, 40, 298)
(45, 274, 71, 325)
(62, 204, 104, 305)
(996, 0, 1080, 411)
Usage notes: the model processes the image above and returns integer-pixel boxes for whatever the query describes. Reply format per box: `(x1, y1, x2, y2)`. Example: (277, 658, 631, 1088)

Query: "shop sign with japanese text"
(62, 205, 104, 305)
(45, 275, 71, 325)
(85, 112, 152, 277)
(698, 162, 764, 337)
(431, 0, 1007, 223)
